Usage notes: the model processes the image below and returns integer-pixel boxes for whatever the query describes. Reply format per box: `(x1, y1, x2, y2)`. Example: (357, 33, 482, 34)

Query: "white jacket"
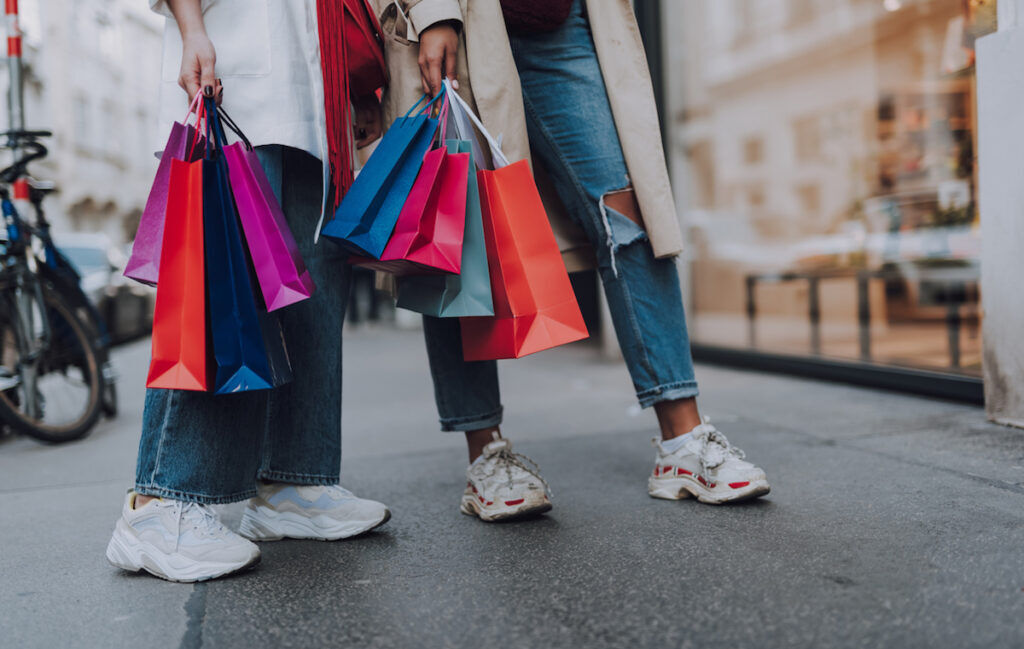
(150, 0, 331, 224)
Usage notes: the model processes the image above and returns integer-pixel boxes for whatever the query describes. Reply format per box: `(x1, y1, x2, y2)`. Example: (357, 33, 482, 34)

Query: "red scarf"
(317, 0, 352, 209)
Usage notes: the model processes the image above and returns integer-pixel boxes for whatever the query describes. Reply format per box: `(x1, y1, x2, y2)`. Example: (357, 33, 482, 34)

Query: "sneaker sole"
(648, 476, 770, 505)
(105, 522, 261, 583)
(459, 492, 552, 522)
(237, 506, 391, 542)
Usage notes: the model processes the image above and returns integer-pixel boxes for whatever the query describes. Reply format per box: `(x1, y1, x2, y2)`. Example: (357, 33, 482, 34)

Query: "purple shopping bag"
(218, 107, 314, 311)
(125, 94, 207, 285)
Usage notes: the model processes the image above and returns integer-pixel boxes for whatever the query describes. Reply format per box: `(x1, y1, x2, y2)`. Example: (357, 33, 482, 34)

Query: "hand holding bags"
(146, 97, 300, 394)
(319, 92, 441, 257)
(442, 80, 588, 359)
(126, 93, 206, 285)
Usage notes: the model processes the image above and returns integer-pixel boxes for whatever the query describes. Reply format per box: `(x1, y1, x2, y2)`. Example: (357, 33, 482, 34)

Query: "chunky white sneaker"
(460, 436, 552, 522)
(648, 419, 770, 504)
(238, 483, 390, 541)
(106, 492, 261, 582)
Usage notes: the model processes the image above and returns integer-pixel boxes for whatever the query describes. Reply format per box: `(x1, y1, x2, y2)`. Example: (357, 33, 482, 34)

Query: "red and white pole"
(5, 0, 28, 206)
(6, 0, 23, 134)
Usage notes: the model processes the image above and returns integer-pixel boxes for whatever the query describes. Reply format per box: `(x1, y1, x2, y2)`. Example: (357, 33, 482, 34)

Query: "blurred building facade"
(5, 0, 163, 244)
(663, 0, 992, 379)
(6, 0, 1017, 417)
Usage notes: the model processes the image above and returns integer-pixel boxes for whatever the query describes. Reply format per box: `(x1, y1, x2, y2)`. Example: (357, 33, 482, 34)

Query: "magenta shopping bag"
(125, 94, 207, 285)
(218, 107, 314, 311)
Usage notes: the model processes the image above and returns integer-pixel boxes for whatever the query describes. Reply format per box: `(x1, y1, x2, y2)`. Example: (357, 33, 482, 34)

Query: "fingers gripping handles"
(186, 96, 253, 161)
(403, 87, 446, 120)
(441, 78, 509, 168)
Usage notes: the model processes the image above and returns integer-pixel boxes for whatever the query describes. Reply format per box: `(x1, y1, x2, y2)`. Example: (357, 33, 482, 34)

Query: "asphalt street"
(1, 327, 1022, 649)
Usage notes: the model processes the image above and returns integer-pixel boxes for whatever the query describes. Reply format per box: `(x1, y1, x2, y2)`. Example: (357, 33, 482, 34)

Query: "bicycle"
(0, 131, 112, 442)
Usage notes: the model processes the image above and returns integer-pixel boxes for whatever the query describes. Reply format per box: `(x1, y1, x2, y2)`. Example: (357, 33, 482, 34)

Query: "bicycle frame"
(1, 178, 112, 349)
(1, 193, 50, 421)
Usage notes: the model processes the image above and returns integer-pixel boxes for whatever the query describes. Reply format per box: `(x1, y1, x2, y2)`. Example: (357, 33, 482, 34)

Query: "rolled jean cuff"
(133, 484, 258, 505)
(257, 470, 339, 486)
(637, 381, 700, 409)
(439, 405, 504, 432)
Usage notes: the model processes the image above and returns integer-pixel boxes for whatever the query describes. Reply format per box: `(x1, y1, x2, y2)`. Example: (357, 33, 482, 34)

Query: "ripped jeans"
(421, 0, 698, 431)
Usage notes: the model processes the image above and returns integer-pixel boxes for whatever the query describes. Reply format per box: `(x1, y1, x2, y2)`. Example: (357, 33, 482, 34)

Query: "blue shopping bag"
(396, 140, 493, 317)
(202, 98, 292, 394)
(319, 92, 441, 258)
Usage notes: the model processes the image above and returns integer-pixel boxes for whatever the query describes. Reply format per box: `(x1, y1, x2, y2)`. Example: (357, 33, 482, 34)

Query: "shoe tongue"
(700, 432, 733, 467)
(181, 502, 212, 522)
(483, 438, 511, 457)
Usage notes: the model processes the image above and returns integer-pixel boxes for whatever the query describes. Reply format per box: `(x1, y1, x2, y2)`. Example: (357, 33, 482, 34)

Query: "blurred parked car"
(54, 233, 155, 343)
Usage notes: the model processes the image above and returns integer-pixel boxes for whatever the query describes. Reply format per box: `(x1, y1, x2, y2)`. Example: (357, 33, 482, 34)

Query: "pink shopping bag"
(351, 94, 469, 276)
(218, 107, 315, 311)
(353, 145, 469, 276)
(125, 93, 207, 285)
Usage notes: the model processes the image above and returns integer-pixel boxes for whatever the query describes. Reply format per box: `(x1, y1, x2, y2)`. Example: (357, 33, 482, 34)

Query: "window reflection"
(672, 0, 995, 375)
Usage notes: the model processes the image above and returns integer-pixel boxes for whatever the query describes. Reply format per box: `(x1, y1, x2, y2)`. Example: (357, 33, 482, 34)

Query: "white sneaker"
(238, 483, 391, 541)
(648, 418, 770, 504)
(460, 436, 552, 522)
(106, 492, 261, 582)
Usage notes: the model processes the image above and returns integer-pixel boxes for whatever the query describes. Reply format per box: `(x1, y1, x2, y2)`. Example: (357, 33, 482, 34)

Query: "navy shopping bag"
(319, 92, 441, 258)
(202, 98, 292, 394)
(396, 140, 494, 317)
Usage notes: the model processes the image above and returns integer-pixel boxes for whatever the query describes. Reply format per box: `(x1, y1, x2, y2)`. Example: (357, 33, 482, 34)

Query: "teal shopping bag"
(320, 92, 441, 258)
(396, 140, 493, 317)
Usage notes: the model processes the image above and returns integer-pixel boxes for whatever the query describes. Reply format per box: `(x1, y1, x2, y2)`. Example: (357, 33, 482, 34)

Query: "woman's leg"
(260, 146, 348, 484)
(508, 0, 700, 439)
(134, 387, 268, 504)
(134, 146, 340, 503)
(507, 2, 769, 503)
(421, 315, 503, 461)
(226, 146, 390, 542)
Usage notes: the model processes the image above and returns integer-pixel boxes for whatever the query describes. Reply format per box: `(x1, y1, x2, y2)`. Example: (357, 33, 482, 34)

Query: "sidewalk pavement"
(1, 327, 1022, 649)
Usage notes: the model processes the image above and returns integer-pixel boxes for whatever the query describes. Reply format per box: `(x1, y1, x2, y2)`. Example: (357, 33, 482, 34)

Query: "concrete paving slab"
(198, 427, 1024, 649)
(1, 328, 1022, 649)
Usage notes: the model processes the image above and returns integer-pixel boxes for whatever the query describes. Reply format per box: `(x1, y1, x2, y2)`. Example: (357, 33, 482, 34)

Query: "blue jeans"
(422, 0, 698, 432)
(135, 146, 351, 504)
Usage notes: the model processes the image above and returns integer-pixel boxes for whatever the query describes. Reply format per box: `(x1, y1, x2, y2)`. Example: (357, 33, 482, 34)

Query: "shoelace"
(175, 501, 230, 540)
(488, 444, 552, 497)
(690, 417, 746, 482)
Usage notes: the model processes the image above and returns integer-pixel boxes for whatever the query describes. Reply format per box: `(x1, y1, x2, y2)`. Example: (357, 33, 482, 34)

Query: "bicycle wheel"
(0, 278, 104, 443)
(39, 264, 118, 419)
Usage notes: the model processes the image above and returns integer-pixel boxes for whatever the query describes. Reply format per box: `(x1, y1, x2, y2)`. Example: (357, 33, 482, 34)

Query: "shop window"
(671, 0, 995, 376)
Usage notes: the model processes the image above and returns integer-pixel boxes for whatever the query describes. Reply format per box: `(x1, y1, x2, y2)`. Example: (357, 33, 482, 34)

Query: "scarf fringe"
(317, 0, 353, 210)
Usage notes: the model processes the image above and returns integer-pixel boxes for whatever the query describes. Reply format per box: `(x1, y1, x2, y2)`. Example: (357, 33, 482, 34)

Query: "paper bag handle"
(442, 78, 509, 168)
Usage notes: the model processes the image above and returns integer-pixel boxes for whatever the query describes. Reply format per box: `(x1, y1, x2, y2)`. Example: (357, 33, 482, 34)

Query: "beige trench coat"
(370, 0, 684, 272)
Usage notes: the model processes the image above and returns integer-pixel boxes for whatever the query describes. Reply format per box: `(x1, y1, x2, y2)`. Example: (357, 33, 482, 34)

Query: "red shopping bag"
(352, 144, 470, 276)
(460, 160, 588, 360)
(146, 156, 209, 391)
